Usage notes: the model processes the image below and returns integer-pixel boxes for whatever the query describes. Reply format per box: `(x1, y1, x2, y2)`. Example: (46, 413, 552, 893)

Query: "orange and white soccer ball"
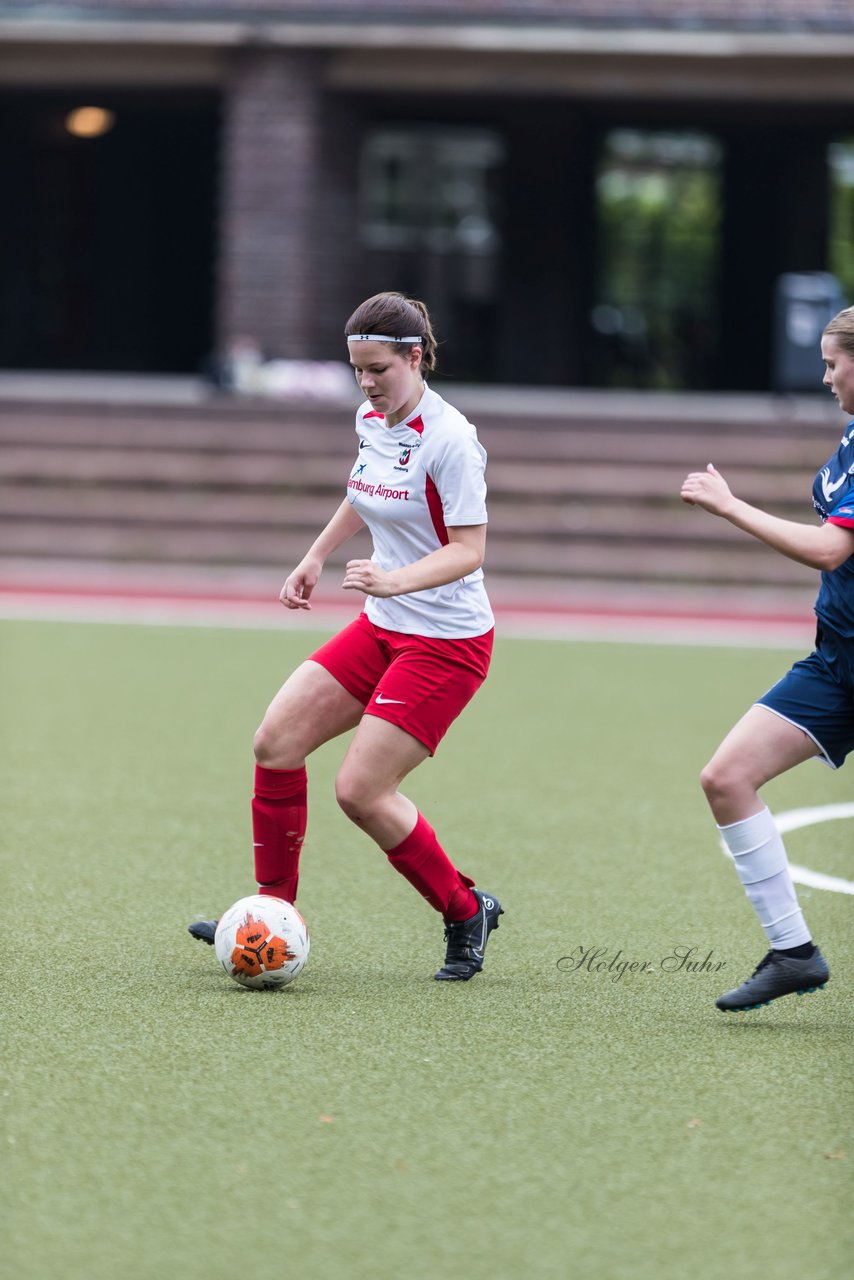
(214, 895, 310, 990)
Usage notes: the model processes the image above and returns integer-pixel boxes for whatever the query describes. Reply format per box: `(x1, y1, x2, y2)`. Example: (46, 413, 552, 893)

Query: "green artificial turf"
(2, 619, 851, 1280)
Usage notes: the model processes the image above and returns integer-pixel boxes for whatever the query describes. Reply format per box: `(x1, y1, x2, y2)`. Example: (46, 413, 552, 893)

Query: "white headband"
(347, 334, 422, 344)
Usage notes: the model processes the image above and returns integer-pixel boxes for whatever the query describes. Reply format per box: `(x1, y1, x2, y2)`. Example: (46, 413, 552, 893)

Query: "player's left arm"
(681, 464, 854, 571)
(342, 524, 487, 598)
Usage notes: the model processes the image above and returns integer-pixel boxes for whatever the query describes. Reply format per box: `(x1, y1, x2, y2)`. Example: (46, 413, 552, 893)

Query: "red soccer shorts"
(308, 612, 493, 754)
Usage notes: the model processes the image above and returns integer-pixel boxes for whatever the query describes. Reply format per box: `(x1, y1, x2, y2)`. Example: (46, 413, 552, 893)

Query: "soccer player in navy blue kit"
(681, 304, 854, 1011)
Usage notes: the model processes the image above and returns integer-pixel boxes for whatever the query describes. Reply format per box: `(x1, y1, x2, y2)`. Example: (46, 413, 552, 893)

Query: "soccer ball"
(214, 895, 310, 990)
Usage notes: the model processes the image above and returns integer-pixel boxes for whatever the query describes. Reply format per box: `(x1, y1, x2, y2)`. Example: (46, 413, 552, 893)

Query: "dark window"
(360, 127, 503, 257)
(358, 126, 505, 381)
(591, 128, 723, 391)
(0, 90, 218, 373)
(828, 137, 854, 302)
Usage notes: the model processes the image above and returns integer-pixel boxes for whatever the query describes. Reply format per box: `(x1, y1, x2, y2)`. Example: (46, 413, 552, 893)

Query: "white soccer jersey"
(345, 384, 494, 638)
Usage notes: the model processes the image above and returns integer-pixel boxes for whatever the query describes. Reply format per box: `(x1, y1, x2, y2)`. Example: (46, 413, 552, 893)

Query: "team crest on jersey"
(820, 466, 850, 504)
(399, 447, 412, 466)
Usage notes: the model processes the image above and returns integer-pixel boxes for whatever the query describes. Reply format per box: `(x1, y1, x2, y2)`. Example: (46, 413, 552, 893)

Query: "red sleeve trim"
(828, 515, 854, 529)
(425, 474, 449, 546)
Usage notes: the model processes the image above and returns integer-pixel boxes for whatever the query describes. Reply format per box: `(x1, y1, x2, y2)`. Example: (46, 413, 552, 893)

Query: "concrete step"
(0, 387, 842, 601)
(0, 482, 786, 540)
(0, 517, 815, 587)
(0, 445, 819, 507)
(0, 407, 828, 470)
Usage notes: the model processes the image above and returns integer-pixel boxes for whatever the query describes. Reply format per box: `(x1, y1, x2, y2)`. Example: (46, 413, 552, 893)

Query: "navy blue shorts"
(756, 624, 854, 769)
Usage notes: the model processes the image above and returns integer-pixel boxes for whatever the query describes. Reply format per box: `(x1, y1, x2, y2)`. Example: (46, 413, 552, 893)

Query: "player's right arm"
(680, 463, 854, 571)
(280, 499, 366, 610)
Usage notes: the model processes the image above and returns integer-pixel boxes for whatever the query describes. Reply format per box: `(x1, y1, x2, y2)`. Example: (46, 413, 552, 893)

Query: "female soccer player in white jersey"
(190, 292, 503, 980)
(681, 304, 854, 1011)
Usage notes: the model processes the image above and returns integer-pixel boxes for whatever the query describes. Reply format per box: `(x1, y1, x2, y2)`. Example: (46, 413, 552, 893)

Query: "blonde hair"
(345, 292, 438, 375)
(823, 305, 854, 358)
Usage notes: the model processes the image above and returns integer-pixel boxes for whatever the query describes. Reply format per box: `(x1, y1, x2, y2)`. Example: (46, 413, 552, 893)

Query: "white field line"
(775, 804, 854, 895)
(719, 803, 854, 896)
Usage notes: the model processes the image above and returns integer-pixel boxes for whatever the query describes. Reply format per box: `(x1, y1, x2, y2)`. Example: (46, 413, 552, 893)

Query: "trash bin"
(772, 272, 846, 391)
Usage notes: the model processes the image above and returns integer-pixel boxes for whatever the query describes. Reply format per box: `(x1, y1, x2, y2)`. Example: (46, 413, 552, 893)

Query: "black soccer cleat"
(716, 947, 829, 1012)
(188, 919, 218, 945)
(434, 889, 503, 981)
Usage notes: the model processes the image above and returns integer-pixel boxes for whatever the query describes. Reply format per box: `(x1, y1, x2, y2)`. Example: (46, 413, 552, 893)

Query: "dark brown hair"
(345, 291, 438, 375)
(824, 305, 854, 359)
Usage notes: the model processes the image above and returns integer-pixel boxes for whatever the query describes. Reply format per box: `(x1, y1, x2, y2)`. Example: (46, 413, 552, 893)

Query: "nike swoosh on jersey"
(375, 693, 406, 705)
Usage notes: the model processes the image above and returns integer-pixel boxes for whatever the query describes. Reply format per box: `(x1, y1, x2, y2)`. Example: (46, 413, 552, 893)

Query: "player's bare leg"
(700, 705, 820, 827)
(335, 715, 502, 979)
(700, 706, 829, 1010)
(334, 713, 429, 847)
(254, 660, 366, 767)
(188, 662, 364, 944)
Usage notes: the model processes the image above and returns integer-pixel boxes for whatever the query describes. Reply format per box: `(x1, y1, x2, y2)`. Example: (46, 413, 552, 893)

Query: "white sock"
(717, 806, 811, 949)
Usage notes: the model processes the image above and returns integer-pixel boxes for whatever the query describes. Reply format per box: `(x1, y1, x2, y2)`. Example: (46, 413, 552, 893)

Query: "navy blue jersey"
(811, 419, 854, 637)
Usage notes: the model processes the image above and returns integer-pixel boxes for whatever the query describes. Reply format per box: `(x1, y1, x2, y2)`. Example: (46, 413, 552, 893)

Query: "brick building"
(1, 1, 853, 389)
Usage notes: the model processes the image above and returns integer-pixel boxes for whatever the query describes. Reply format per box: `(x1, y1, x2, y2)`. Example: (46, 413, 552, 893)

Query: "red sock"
(252, 764, 307, 903)
(385, 813, 477, 920)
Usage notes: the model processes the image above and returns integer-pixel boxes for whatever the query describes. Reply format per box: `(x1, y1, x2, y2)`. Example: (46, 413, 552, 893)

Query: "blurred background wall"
(1, 2, 852, 618)
(1, 0, 853, 392)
